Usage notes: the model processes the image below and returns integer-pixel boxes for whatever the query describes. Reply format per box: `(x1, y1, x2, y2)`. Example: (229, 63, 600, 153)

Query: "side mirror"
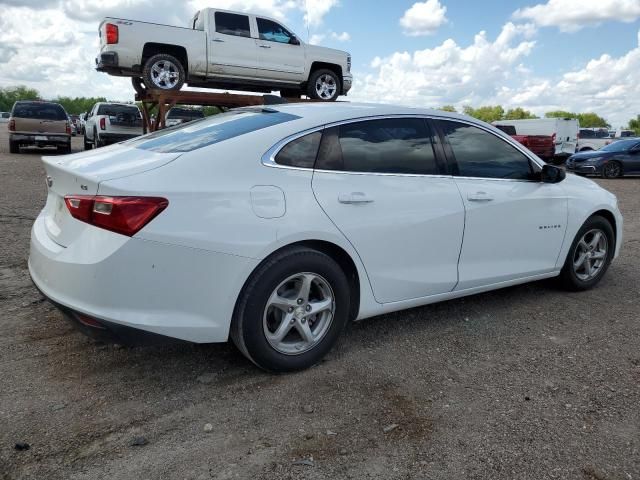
(541, 164, 566, 183)
(290, 35, 300, 46)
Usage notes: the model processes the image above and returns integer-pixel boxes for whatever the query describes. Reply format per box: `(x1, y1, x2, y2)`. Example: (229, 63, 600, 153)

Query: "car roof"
(264, 102, 477, 126)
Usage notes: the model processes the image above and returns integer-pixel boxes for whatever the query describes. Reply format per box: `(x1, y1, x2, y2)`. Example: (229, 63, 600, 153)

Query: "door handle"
(338, 192, 374, 204)
(211, 38, 224, 42)
(259, 44, 271, 48)
(467, 191, 494, 202)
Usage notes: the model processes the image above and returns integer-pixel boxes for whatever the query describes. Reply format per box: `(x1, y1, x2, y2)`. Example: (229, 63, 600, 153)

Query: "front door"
(254, 17, 304, 82)
(312, 117, 465, 304)
(436, 119, 568, 290)
(208, 11, 258, 78)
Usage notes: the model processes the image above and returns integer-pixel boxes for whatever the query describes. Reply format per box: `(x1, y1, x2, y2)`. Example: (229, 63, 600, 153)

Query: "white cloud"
(513, 0, 640, 32)
(331, 31, 350, 42)
(400, 0, 448, 36)
(309, 33, 325, 45)
(352, 22, 536, 106)
(302, 0, 339, 27)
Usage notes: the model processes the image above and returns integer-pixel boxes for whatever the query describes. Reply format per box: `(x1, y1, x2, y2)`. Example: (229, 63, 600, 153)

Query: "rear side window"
(580, 129, 594, 138)
(275, 131, 321, 168)
(12, 102, 67, 120)
(495, 125, 516, 135)
(130, 109, 300, 153)
(440, 120, 533, 180)
(215, 12, 251, 38)
(316, 118, 439, 175)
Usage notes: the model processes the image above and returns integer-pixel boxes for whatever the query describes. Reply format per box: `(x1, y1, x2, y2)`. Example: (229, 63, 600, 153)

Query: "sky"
(0, 0, 639, 127)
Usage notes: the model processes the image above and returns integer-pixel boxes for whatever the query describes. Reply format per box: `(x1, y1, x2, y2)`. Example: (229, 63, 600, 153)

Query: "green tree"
(628, 115, 640, 135)
(576, 112, 609, 128)
(439, 105, 457, 112)
(0, 85, 40, 111)
(504, 107, 538, 120)
(545, 110, 576, 119)
(55, 96, 109, 115)
(463, 105, 505, 123)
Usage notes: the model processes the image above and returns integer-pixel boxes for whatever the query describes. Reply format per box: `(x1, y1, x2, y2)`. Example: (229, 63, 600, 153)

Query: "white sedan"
(29, 103, 623, 371)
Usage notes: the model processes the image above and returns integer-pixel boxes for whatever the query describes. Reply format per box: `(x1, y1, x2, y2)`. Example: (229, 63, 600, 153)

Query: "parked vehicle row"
(95, 8, 352, 101)
(29, 103, 622, 371)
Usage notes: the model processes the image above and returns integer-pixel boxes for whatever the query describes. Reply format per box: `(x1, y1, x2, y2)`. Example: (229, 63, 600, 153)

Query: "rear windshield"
(167, 108, 205, 119)
(97, 104, 140, 117)
(495, 125, 516, 135)
(12, 102, 67, 120)
(129, 109, 300, 153)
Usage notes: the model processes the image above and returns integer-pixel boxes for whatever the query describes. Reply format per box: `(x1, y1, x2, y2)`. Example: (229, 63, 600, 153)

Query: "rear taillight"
(105, 23, 119, 44)
(64, 195, 168, 237)
(99, 117, 106, 130)
(66, 122, 71, 135)
(8, 119, 15, 131)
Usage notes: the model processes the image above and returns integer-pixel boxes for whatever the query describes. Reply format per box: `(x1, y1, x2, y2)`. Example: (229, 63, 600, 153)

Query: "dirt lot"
(0, 128, 639, 480)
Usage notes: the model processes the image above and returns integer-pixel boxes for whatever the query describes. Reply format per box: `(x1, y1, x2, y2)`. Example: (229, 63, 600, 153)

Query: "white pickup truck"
(96, 8, 352, 101)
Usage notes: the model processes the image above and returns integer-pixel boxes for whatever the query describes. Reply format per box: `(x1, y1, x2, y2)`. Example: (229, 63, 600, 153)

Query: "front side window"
(440, 120, 533, 180)
(316, 118, 439, 175)
(257, 18, 294, 43)
(215, 12, 251, 38)
(275, 131, 321, 168)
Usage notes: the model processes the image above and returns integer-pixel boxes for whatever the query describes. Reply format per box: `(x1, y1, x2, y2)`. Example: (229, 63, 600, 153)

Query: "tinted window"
(257, 18, 293, 43)
(1, 112, 10, 119)
(167, 108, 205, 119)
(96, 104, 140, 118)
(495, 125, 516, 135)
(12, 102, 66, 120)
(316, 118, 439, 174)
(129, 109, 300, 153)
(215, 12, 250, 38)
(580, 129, 594, 138)
(440, 120, 533, 180)
(275, 131, 321, 168)
(601, 139, 638, 152)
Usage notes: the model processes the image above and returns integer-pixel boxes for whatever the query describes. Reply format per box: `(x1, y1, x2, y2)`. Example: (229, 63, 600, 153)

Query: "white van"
(493, 118, 579, 158)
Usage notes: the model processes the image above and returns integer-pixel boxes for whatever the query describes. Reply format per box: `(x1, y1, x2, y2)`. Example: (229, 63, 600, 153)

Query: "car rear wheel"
(57, 144, 71, 154)
(83, 135, 92, 150)
(602, 161, 622, 178)
(558, 215, 614, 291)
(9, 140, 19, 154)
(307, 69, 340, 101)
(231, 247, 350, 372)
(142, 54, 185, 91)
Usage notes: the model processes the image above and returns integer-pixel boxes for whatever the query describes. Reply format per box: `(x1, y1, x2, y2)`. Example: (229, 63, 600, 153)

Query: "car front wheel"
(559, 215, 614, 291)
(231, 247, 350, 372)
(602, 161, 622, 178)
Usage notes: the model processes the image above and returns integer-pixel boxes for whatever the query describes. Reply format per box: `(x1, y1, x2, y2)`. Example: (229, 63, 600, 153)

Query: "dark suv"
(8, 101, 71, 154)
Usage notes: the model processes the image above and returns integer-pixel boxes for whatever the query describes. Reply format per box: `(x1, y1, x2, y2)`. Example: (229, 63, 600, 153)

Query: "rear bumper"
(28, 213, 258, 343)
(98, 132, 141, 144)
(11, 133, 70, 147)
(96, 51, 118, 72)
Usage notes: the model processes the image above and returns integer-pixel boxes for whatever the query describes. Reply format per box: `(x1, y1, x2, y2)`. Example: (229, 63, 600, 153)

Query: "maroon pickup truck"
(495, 125, 555, 161)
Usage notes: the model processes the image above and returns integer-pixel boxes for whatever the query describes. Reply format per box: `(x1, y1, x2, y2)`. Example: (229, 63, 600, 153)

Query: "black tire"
(9, 140, 19, 154)
(231, 247, 351, 372)
(602, 161, 622, 178)
(307, 69, 341, 101)
(83, 134, 92, 150)
(558, 215, 615, 291)
(142, 53, 185, 91)
(94, 129, 104, 149)
(131, 77, 146, 95)
(57, 144, 71, 154)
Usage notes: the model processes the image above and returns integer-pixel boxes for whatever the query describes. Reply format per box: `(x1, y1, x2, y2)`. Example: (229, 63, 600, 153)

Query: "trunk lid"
(41, 144, 181, 247)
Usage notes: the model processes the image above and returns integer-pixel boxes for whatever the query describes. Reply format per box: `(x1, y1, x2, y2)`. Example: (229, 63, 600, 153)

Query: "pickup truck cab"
(577, 128, 612, 152)
(83, 102, 143, 149)
(96, 8, 352, 101)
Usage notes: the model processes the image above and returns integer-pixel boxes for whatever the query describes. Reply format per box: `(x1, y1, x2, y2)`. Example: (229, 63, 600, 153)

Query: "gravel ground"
(1, 129, 639, 480)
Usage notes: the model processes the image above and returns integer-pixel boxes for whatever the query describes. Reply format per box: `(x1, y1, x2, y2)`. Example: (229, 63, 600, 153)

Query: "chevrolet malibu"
(29, 103, 623, 372)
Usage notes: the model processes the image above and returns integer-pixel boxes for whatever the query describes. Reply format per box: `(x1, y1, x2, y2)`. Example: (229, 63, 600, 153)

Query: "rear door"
(436, 119, 568, 290)
(255, 17, 304, 82)
(208, 11, 258, 77)
(312, 117, 465, 304)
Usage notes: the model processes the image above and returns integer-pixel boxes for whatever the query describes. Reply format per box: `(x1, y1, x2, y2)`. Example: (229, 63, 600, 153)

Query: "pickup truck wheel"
(9, 140, 19, 154)
(83, 135, 91, 151)
(307, 69, 340, 101)
(94, 129, 104, 149)
(131, 77, 146, 95)
(142, 54, 185, 91)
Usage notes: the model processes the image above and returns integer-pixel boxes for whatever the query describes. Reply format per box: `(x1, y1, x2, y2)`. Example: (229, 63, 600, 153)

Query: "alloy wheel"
(263, 272, 335, 355)
(603, 162, 621, 178)
(150, 60, 180, 89)
(572, 229, 608, 281)
(315, 74, 337, 100)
